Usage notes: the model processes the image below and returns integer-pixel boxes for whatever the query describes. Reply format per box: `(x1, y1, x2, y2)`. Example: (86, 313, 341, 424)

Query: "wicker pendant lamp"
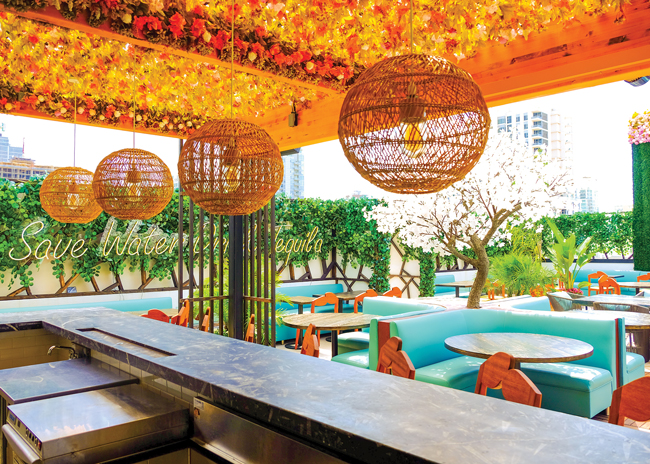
(337, 1, 490, 194)
(177, 0, 283, 216)
(92, 76, 174, 220)
(40, 83, 102, 224)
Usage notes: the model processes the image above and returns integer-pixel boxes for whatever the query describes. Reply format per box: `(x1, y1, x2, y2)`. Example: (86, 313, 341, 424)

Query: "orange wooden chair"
(292, 292, 339, 348)
(475, 352, 541, 407)
(376, 336, 415, 379)
(637, 273, 650, 282)
(599, 277, 621, 295)
(300, 324, 320, 358)
(171, 301, 190, 327)
(382, 287, 402, 298)
(353, 289, 378, 313)
(140, 309, 170, 322)
(587, 271, 608, 295)
(501, 369, 543, 408)
(609, 376, 650, 426)
(475, 352, 516, 395)
(245, 313, 255, 343)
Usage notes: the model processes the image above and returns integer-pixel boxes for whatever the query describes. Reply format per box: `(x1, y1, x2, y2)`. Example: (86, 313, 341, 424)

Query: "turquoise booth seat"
(275, 283, 353, 343)
(333, 307, 445, 370)
(0, 297, 173, 314)
(506, 296, 552, 311)
(386, 309, 643, 418)
(337, 297, 445, 354)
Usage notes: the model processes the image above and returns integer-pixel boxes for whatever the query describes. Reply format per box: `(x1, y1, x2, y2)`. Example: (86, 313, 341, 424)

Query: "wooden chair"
(637, 273, 650, 282)
(475, 352, 542, 408)
(171, 301, 190, 327)
(382, 287, 402, 298)
(376, 337, 415, 379)
(587, 271, 608, 296)
(501, 369, 543, 407)
(300, 324, 320, 358)
(353, 289, 378, 313)
(475, 352, 515, 395)
(140, 309, 170, 322)
(599, 277, 621, 295)
(292, 292, 339, 347)
(245, 314, 255, 343)
(609, 376, 650, 426)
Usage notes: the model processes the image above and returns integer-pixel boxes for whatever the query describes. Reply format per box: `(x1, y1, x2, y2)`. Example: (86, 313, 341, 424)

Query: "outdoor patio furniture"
(638, 273, 650, 282)
(593, 303, 650, 361)
(337, 297, 445, 355)
(573, 270, 644, 296)
(0, 296, 174, 316)
(306, 292, 339, 341)
(547, 292, 584, 311)
(245, 314, 256, 343)
(501, 369, 543, 408)
(372, 308, 639, 417)
(300, 324, 320, 358)
(609, 376, 650, 426)
(587, 271, 608, 296)
(140, 309, 170, 322)
(172, 301, 190, 327)
(382, 287, 402, 298)
(475, 352, 515, 395)
(599, 277, 621, 295)
(354, 289, 378, 313)
(376, 337, 415, 379)
(435, 280, 475, 298)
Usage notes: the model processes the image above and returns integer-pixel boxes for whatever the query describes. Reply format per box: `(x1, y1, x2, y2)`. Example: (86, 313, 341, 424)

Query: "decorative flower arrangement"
(629, 111, 650, 145)
(0, 0, 625, 91)
(565, 287, 583, 296)
(0, 14, 324, 136)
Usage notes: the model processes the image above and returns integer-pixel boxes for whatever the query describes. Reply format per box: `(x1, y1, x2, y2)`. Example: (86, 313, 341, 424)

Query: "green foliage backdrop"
(633, 142, 650, 270)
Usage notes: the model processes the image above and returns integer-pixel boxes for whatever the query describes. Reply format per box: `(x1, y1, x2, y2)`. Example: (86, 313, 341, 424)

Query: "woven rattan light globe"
(338, 54, 491, 194)
(93, 149, 174, 220)
(178, 119, 283, 216)
(40, 167, 103, 224)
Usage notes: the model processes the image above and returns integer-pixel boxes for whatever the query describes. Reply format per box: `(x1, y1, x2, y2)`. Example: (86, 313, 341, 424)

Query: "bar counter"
(1, 308, 649, 464)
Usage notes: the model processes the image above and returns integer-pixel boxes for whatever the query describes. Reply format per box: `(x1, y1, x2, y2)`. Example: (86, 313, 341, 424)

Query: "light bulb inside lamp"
(221, 138, 241, 194)
(399, 81, 426, 159)
(127, 167, 142, 198)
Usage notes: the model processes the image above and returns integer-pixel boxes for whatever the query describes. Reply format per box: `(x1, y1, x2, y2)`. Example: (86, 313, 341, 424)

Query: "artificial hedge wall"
(633, 142, 650, 270)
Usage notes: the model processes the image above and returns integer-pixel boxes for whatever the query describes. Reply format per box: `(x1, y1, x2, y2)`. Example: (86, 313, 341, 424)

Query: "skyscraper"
(0, 125, 24, 163)
(279, 148, 304, 199)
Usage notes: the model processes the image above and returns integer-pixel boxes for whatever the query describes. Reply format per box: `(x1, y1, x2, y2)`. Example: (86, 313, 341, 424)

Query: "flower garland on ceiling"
(629, 111, 650, 145)
(0, 0, 624, 90)
(0, 13, 324, 136)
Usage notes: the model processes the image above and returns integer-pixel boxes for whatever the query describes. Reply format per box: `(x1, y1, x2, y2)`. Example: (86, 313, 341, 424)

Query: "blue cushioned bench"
(337, 297, 445, 354)
(0, 297, 173, 314)
(386, 309, 644, 417)
(275, 283, 353, 343)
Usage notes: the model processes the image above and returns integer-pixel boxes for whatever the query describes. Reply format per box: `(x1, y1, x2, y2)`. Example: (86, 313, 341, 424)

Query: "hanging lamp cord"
(230, 0, 234, 119)
(132, 72, 136, 149)
(410, 0, 413, 54)
(73, 88, 77, 167)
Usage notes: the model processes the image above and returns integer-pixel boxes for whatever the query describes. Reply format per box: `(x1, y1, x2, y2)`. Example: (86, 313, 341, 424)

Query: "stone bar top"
(1, 308, 649, 464)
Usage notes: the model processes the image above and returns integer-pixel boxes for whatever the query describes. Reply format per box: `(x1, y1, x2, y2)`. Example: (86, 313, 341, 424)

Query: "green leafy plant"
(487, 253, 554, 297)
(546, 218, 596, 290)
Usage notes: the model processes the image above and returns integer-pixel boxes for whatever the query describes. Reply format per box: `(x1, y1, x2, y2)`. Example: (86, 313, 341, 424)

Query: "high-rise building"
(0, 157, 57, 182)
(279, 148, 304, 199)
(572, 177, 599, 213)
(0, 128, 24, 163)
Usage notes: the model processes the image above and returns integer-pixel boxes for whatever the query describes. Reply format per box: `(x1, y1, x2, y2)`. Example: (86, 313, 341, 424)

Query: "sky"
(1, 80, 649, 212)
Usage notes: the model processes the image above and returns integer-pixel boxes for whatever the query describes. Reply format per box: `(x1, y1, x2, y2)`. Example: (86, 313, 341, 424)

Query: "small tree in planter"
(368, 133, 570, 309)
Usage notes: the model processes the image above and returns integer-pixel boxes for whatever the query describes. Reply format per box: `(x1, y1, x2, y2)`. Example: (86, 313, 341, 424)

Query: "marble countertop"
(1, 308, 649, 464)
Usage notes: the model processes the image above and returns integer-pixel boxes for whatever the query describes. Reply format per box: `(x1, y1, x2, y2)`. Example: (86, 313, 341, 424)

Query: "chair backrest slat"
(599, 277, 621, 295)
(245, 314, 256, 343)
(300, 324, 320, 358)
(354, 289, 378, 312)
(376, 336, 415, 379)
(311, 292, 339, 313)
(609, 377, 650, 425)
(141, 309, 170, 322)
(475, 352, 515, 394)
(382, 287, 402, 298)
(501, 369, 543, 407)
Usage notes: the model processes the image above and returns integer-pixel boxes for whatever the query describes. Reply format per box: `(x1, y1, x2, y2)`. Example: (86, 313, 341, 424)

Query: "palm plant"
(546, 218, 595, 290)
(487, 253, 555, 297)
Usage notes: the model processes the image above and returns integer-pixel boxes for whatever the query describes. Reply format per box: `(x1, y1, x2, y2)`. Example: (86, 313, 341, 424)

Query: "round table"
(281, 313, 377, 357)
(444, 332, 594, 369)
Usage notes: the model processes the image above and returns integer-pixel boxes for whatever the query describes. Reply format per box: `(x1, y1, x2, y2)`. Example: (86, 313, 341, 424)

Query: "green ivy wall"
(633, 142, 650, 270)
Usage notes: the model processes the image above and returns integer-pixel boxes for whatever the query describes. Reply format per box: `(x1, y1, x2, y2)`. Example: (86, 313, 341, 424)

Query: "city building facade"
(279, 148, 304, 199)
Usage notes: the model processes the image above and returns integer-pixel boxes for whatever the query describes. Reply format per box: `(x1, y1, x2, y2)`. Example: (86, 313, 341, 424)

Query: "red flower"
(105, 105, 115, 118)
(254, 26, 267, 38)
(234, 38, 248, 52)
(251, 43, 264, 55)
(190, 19, 206, 38)
(291, 51, 304, 63)
(134, 16, 164, 35)
(210, 30, 230, 50)
(0, 98, 7, 106)
(192, 5, 204, 15)
(274, 53, 287, 65)
(23, 95, 38, 105)
(169, 13, 186, 38)
(269, 44, 280, 56)
(301, 50, 312, 62)
(28, 35, 39, 45)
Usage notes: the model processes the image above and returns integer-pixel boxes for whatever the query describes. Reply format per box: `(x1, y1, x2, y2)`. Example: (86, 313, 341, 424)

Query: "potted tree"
(546, 219, 595, 297)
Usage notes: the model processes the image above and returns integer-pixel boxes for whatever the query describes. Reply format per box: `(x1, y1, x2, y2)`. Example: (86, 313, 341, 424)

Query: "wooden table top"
(569, 310, 650, 329)
(615, 281, 650, 289)
(444, 332, 594, 363)
(281, 312, 378, 331)
(435, 280, 475, 288)
(571, 294, 650, 308)
(289, 296, 319, 305)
